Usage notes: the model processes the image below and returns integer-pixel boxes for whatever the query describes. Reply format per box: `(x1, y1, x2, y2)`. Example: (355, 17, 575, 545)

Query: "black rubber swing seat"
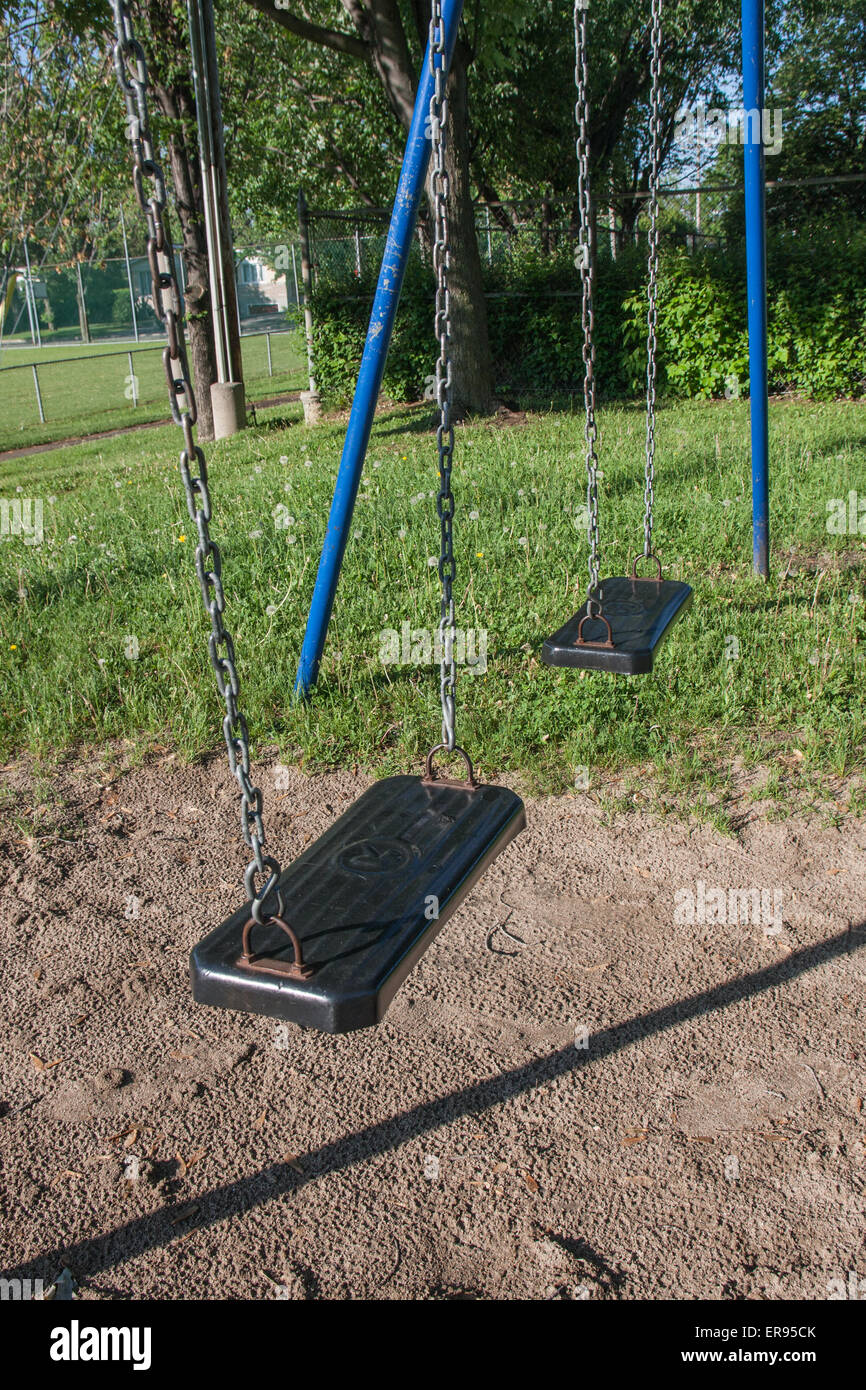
(542, 562, 693, 675)
(190, 750, 525, 1033)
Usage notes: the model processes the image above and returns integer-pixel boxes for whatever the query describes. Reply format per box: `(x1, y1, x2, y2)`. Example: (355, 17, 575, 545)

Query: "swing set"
(109, 0, 763, 1033)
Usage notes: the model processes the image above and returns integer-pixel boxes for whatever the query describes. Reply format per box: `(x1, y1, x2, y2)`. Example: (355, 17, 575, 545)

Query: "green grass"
(0, 331, 306, 451)
(0, 396, 864, 804)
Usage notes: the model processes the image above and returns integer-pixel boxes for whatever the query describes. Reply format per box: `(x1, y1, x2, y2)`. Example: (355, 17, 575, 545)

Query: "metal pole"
(294, 0, 464, 697)
(266, 330, 273, 376)
(75, 261, 91, 343)
(22, 270, 38, 348)
(742, 0, 770, 578)
(120, 205, 139, 341)
(127, 349, 138, 406)
(290, 243, 300, 307)
(31, 363, 45, 422)
(22, 237, 41, 348)
(354, 224, 362, 278)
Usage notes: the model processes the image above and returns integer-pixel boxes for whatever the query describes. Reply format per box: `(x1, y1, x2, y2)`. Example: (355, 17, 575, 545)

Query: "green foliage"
(623, 249, 749, 399)
(313, 228, 866, 406)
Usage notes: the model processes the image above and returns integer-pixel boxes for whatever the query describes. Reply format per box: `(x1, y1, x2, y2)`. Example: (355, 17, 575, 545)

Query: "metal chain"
(429, 0, 456, 751)
(643, 0, 663, 559)
(573, 1, 603, 612)
(109, 0, 281, 925)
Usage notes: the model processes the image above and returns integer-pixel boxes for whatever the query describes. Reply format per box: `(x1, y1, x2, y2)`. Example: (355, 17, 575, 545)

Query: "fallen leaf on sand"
(622, 1131, 648, 1146)
(523, 1172, 539, 1193)
(29, 1053, 61, 1072)
(283, 1154, 303, 1172)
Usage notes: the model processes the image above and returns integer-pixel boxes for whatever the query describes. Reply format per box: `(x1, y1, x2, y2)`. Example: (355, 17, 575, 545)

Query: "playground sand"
(1, 752, 864, 1300)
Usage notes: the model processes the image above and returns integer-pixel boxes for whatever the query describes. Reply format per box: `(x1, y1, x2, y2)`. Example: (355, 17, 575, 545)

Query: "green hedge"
(311, 224, 866, 406)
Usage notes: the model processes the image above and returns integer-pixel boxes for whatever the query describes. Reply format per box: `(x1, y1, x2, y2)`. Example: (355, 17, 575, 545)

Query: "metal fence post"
(75, 262, 91, 344)
(22, 236, 41, 348)
(127, 350, 138, 406)
(31, 364, 45, 423)
(266, 331, 273, 376)
(120, 205, 139, 342)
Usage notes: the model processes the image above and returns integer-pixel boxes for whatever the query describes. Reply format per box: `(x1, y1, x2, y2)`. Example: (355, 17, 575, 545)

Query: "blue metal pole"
(295, 0, 465, 696)
(742, 0, 770, 577)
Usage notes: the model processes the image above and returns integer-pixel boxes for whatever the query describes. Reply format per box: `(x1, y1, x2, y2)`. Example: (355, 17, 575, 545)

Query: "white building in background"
(235, 255, 291, 321)
(129, 253, 292, 324)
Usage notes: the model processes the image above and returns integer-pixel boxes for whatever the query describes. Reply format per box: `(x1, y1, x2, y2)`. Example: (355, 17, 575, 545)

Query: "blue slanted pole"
(294, 0, 465, 697)
(742, 0, 770, 578)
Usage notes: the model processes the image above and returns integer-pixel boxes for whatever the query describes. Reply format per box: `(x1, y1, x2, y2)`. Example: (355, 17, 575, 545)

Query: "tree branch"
(243, 0, 369, 61)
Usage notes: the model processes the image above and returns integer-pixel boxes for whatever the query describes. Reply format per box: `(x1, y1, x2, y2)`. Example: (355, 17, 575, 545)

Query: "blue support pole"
(295, 0, 465, 696)
(742, 0, 770, 577)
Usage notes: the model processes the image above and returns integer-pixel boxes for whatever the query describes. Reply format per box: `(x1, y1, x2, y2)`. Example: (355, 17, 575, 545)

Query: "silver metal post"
(21, 236, 40, 347)
(31, 363, 45, 422)
(120, 205, 140, 341)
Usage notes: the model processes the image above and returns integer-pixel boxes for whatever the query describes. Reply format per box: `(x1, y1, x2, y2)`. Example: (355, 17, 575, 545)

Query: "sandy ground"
(1, 751, 864, 1301)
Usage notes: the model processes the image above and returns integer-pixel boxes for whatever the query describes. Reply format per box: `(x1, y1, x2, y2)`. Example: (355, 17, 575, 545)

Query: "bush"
(311, 223, 866, 407)
(110, 287, 134, 326)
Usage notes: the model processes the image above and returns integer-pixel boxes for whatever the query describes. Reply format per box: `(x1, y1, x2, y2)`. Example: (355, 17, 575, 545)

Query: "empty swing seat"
(190, 772, 525, 1033)
(542, 573, 693, 675)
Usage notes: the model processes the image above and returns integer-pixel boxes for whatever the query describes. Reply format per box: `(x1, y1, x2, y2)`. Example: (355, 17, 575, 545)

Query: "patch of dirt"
(0, 752, 864, 1301)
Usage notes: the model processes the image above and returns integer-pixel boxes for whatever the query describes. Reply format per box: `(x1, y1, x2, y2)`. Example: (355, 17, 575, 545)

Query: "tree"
(5, 0, 223, 437)
(243, 0, 496, 414)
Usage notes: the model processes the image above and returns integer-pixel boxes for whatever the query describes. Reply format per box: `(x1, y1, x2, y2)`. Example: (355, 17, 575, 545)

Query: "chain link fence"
(1, 244, 304, 350)
(0, 329, 303, 440)
(0, 194, 719, 441)
(303, 195, 723, 298)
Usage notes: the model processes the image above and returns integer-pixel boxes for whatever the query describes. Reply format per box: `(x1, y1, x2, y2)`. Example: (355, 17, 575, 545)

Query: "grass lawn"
(1, 396, 864, 828)
(0, 331, 306, 451)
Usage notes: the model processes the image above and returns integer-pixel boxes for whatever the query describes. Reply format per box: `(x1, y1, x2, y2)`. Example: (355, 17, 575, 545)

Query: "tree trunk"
(431, 39, 492, 417)
(142, 1, 217, 440)
(254, 0, 495, 415)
